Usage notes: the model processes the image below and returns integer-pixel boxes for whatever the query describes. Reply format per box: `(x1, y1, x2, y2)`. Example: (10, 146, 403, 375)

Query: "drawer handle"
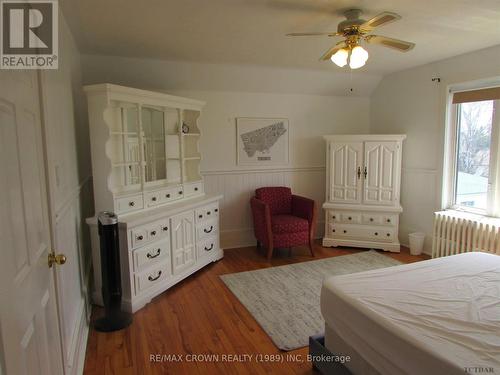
(204, 244, 214, 251)
(136, 235, 143, 241)
(207, 211, 211, 215)
(151, 230, 156, 236)
(387, 219, 391, 223)
(166, 193, 171, 198)
(215, 208, 218, 213)
(375, 232, 379, 236)
(152, 197, 157, 202)
(348, 217, 352, 220)
(146, 249, 161, 259)
(332, 215, 336, 219)
(387, 233, 391, 237)
(332, 229, 336, 233)
(162, 226, 168, 231)
(203, 226, 214, 234)
(343, 230, 347, 234)
(148, 270, 162, 281)
(129, 201, 135, 207)
(198, 214, 203, 219)
(178, 191, 183, 195)
(194, 187, 199, 191)
(370, 218, 374, 222)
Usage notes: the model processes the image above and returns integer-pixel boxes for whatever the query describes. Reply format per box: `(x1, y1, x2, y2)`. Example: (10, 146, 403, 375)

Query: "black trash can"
(93, 211, 132, 332)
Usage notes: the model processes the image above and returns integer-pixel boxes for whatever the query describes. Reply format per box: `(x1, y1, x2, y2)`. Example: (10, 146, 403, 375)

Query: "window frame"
(443, 81, 500, 217)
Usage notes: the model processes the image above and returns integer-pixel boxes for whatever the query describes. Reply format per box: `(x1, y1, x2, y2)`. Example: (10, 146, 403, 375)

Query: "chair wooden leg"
(309, 240, 315, 257)
(266, 245, 274, 260)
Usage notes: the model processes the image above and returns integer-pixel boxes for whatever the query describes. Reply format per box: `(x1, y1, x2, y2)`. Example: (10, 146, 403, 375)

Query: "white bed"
(321, 252, 500, 375)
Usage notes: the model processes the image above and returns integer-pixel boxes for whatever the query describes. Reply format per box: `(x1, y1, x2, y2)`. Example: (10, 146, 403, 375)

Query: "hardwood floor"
(83, 242, 428, 375)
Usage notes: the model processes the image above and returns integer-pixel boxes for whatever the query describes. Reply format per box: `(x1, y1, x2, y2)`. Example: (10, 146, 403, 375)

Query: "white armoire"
(322, 135, 406, 252)
(84, 84, 223, 313)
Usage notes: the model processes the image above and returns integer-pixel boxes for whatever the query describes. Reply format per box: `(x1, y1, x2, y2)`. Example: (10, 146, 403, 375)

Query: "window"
(445, 85, 500, 215)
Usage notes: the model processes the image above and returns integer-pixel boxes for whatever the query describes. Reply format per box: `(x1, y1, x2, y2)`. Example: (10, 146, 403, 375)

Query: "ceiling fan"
(287, 9, 415, 69)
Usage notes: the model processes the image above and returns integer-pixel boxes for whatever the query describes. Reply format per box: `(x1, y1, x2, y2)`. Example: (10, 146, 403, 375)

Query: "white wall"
(371, 44, 500, 254)
(40, 12, 92, 375)
(82, 55, 371, 248)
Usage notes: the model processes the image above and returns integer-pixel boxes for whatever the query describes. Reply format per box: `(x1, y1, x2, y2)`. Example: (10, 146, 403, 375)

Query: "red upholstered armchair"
(250, 187, 317, 259)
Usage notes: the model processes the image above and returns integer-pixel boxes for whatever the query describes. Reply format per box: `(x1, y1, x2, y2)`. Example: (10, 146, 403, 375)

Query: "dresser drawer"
(130, 218, 170, 249)
(196, 219, 218, 241)
(197, 236, 219, 259)
(327, 210, 361, 224)
(361, 213, 398, 226)
(134, 261, 170, 295)
(329, 223, 396, 242)
(184, 181, 203, 197)
(115, 194, 143, 214)
(160, 185, 183, 204)
(195, 202, 219, 223)
(133, 240, 170, 272)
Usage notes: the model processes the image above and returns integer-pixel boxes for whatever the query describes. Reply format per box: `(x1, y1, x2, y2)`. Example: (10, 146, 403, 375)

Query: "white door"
(0, 71, 64, 374)
(170, 211, 196, 274)
(329, 142, 363, 203)
(363, 141, 399, 205)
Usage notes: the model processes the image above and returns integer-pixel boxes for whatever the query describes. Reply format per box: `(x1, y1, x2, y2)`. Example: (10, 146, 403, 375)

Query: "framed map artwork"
(236, 117, 289, 166)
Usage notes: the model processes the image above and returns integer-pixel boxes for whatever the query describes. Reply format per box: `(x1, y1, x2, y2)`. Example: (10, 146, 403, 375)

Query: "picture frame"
(236, 117, 289, 166)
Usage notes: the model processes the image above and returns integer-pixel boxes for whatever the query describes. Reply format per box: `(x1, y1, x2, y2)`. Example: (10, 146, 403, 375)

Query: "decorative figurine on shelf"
(182, 121, 190, 134)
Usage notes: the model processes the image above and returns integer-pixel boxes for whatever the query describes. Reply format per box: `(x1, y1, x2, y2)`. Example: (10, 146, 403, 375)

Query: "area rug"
(220, 250, 402, 350)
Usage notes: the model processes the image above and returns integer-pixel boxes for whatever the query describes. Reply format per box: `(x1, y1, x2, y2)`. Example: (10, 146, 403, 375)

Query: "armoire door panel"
(363, 141, 398, 205)
(330, 142, 362, 203)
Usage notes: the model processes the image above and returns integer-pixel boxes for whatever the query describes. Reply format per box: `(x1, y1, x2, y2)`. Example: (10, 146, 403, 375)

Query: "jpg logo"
(1, 0, 58, 69)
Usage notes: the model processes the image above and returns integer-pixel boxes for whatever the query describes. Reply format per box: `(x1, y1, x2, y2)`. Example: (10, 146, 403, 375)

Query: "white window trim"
(443, 78, 500, 217)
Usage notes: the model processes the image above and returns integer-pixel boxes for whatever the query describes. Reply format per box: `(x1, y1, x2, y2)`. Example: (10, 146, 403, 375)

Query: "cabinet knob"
(198, 214, 203, 219)
(137, 235, 143, 241)
(179, 191, 183, 195)
(348, 217, 352, 220)
(151, 230, 156, 236)
(129, 201, 135, 207)
(194, 187, 198, 191)
(152, 197, 157, 202)
(343, 230, 347, 233)
(207, 211, 211, 215)
(162, 226, 168, 231)
(387, 219, 391, 223)
(166, 193, 171, 198)
(370, 218, 374, 222)
(215, 208, 218, 213)
(332, 215, 336, 219)
(332, 229, 336, 233)
(386, 233, 390, 237)
(375, 232, 379, 236)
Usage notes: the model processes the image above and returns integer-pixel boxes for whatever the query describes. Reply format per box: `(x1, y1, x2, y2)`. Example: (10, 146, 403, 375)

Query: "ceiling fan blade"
(360, 12, 401, 30)
(365, 35, 415, 52)
(319, 42, 346, 61)
(286, 32, 339, 37)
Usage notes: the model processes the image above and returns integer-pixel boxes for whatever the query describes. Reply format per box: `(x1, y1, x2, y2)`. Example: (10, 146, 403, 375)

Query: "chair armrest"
(250, 197, 273, 247)
(292, 195, 315, 223)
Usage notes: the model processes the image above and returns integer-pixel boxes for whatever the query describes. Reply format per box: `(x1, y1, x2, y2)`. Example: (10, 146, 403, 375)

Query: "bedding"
(321, 252, 500, 375)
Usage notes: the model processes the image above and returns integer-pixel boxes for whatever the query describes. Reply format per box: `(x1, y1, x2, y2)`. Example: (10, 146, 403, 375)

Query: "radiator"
(432, 210, 500, 258)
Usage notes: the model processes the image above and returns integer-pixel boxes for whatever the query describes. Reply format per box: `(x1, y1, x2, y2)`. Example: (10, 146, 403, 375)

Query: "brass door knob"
(48, 252, 67, 268)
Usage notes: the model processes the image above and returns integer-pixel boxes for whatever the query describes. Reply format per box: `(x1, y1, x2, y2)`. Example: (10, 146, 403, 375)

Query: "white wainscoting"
(202, 166, 326, 249)
(53, 176, 93, 375)
(399, 167, 439, 254)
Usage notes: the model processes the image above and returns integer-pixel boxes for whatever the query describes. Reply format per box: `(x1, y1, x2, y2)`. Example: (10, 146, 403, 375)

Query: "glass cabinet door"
(141, 107, 166, 184)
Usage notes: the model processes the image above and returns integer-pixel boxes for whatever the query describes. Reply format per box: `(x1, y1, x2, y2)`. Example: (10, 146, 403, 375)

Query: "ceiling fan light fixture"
(330, 48, 348, 67)
(349, 45, 369, 69)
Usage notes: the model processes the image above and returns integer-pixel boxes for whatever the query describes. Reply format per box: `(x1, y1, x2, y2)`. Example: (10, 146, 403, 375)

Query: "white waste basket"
(408, 232, 425, 255)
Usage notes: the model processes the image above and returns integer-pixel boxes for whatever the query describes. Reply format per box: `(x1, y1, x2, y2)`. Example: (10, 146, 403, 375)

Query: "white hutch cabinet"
(85, 84, 223, 313)
(322, 135, 406, 252)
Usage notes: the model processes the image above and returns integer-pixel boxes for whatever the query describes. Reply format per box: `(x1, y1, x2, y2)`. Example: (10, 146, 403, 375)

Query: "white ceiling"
(62, 0, 500, 75)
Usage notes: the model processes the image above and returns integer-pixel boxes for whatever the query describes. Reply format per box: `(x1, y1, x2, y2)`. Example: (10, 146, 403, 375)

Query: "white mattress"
(321, 252, 500, 375)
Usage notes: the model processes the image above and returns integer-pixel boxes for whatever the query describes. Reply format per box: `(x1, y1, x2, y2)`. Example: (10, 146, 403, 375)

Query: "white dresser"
(85, 84, 223, 313)
(322, 135, 406, 253)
